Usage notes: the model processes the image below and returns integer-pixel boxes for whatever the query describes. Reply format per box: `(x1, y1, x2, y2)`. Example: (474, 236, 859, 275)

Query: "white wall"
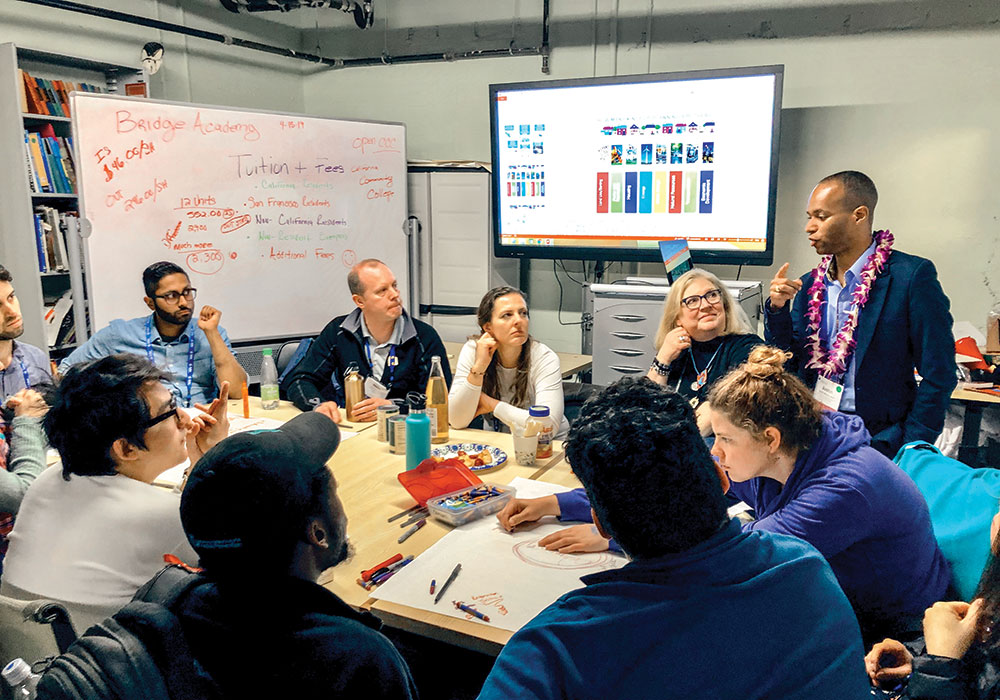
(302, 21, 1000, 353)
(4, 2, 998, 354)
(0, 0, 305, 112)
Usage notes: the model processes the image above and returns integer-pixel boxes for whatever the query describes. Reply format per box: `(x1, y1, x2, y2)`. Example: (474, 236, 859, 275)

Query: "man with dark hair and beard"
(175, 411, 417, 699)
(58, 261, 246, 404)
(0, 263, 52, 401)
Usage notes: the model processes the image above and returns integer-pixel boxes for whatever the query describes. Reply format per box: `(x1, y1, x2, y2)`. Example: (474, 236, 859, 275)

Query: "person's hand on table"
(923, 599, 983, 659)
(497, 495, 560, 531)
(864, 638, 913, 687)
(539, 524, 610, 553)
(7, 388, 48, 418)
(350, 396, 391, 422)
(475, 392, 500, 417)
(187, 381, 231, 464)
(314, 401, 342, 423)
(768, 262, 802, 310)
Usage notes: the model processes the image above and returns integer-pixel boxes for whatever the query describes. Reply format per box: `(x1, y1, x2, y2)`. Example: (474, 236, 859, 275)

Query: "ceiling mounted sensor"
(218, 0, 373, 29)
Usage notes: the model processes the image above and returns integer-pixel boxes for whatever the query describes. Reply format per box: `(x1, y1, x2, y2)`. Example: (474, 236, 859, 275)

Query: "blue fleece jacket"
(730, 412, 951, 639)
(478, 519, 868, 700)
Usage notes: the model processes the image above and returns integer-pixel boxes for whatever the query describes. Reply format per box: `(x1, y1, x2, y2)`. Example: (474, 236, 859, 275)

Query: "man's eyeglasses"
(142, 397, 179, 429)
(154, 288, 197, 303)
(680, 288, 723, 310)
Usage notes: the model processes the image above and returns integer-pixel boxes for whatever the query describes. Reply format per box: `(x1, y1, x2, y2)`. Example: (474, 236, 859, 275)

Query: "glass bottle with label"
(426, 355, 449, 444)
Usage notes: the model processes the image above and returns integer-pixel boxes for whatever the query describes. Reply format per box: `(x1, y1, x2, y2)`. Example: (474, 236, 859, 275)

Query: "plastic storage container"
(426, 483, 516, 526)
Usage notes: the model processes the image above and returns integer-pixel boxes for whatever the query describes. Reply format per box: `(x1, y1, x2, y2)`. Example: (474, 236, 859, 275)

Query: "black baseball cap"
(180, 412, 341, 571)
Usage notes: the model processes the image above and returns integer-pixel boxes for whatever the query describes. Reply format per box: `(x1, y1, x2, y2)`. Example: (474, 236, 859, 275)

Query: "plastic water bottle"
(405, 392, 431, 470)
(3, 658, 40, 699)
(260, 348, 279, 410)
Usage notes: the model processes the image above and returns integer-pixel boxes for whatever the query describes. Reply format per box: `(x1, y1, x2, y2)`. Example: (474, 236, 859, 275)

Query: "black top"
(661, 332, 763, 405)
(282, 308, 452, 411)
(173, 575, 418, 699)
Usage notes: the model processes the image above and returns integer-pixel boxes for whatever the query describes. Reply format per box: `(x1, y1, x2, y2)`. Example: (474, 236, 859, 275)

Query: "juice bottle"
(528, 405, 555, 459)
(426, 355, 449, 444)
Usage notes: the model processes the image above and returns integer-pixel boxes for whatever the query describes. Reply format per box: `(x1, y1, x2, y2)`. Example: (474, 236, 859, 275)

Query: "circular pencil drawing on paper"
(512, 539, 618, 570)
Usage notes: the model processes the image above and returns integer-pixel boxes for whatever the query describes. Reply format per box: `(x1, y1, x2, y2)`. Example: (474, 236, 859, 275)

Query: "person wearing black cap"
(176, 411, 418, 699)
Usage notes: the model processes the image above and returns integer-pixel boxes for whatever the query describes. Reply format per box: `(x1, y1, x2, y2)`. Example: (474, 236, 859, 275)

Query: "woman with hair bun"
(708, 346, 951, 645)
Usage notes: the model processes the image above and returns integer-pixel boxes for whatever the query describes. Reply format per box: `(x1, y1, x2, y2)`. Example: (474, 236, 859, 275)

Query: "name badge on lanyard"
(145, 316, 196, 407)
(814, 375, 844, 411)
(365, 342, 397, 389)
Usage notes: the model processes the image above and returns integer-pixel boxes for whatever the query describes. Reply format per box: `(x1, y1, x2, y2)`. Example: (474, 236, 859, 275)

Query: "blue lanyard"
(364, 341, 397, 388)
(145, 316, 196, 407)
(0, 355, 31, 401)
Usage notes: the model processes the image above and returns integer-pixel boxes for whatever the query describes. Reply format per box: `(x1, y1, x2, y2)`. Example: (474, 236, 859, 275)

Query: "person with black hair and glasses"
(481, 377, 869, 700)
(0, 354, 228, 631)
(58, 261, 246, 405)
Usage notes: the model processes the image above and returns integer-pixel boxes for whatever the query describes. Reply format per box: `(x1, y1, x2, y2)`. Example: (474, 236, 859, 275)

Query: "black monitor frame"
(489, 64, 784, 266)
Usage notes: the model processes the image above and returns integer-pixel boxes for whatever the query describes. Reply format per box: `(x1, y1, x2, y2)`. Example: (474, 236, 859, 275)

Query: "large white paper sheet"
(371, 476, 628, 632)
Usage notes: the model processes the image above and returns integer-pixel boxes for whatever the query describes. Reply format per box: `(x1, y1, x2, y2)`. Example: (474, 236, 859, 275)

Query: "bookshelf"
(0, 43, 145, 361)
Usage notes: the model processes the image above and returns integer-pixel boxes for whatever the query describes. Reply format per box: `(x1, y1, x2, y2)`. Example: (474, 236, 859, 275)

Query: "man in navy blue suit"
(765, 171, 956, 457)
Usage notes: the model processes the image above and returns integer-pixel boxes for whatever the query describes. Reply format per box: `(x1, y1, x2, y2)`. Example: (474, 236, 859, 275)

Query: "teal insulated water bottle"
(405, 392, 431, 470)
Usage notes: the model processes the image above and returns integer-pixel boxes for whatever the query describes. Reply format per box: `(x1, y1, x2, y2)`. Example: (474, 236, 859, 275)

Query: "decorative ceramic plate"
(430, 443, 508, 471)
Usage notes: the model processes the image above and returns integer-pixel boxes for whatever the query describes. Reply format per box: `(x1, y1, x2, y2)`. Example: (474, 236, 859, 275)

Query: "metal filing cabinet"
(589, 280, 762, 386)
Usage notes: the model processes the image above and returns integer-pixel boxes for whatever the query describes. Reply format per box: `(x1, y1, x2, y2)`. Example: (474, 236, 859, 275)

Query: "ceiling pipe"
(17, 0, 550, 72)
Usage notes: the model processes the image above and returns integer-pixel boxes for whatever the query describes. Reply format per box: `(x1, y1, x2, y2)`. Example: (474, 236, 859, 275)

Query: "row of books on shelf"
(19, 69, 105, 118)
(24, 126, 76, 194)
(34, 206, 77, 274)
(45, 290, 80, 348)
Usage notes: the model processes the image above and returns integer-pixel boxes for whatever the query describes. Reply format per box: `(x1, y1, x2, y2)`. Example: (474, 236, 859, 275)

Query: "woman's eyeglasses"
(680, 288, 722, 310)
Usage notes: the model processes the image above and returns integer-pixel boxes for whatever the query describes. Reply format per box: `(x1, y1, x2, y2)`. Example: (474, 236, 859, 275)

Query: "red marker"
(361, 553, 403, 582)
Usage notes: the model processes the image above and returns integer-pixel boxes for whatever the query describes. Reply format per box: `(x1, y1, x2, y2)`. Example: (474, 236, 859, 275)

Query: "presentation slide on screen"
(494, 74, 777, 252)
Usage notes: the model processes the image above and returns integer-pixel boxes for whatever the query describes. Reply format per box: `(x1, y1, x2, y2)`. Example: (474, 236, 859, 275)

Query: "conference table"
(442, 340, 592, 380)
(225, 397, 582, 655)
(951, 387, 1000, 466)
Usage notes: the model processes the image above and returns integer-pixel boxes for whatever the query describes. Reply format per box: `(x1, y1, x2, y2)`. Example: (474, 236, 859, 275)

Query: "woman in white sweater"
(449, 287, 569, 438)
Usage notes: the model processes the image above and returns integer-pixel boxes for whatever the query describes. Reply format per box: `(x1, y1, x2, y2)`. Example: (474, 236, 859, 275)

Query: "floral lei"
(804, 229, 893, 377)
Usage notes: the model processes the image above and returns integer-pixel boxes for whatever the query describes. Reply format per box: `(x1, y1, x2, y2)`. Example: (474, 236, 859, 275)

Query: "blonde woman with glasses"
(646, 269, 761, 429)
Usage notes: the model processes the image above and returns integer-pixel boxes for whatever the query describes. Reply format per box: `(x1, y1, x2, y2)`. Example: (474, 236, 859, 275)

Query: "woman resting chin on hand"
(448, 286, 569, 439)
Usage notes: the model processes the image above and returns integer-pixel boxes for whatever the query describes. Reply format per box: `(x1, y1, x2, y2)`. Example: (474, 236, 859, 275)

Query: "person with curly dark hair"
(481, 377, 868, 700)
(709, 345, 951, 645)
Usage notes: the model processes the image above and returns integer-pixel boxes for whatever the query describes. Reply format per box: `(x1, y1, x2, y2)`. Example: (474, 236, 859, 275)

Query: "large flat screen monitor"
(490, 65, 783, 265)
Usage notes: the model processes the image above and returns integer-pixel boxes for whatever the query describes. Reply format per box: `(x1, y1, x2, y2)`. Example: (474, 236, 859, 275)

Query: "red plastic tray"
(397, 458, 483, 507)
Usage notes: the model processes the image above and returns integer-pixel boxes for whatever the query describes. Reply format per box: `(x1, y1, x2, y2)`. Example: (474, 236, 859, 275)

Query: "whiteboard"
(70, 93, 408, 342)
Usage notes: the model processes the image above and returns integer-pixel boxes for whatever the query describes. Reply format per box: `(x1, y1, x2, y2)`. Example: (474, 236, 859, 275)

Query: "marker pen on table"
(454, 601, 491, 623)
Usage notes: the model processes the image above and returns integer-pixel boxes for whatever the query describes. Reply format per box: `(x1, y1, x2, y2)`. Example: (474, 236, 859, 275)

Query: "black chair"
(562, 381, 603, 425)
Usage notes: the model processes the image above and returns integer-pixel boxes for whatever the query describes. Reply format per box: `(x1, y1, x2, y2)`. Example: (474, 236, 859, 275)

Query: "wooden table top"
(952, 387, 1000, 405)
(317, 424, 579, 653)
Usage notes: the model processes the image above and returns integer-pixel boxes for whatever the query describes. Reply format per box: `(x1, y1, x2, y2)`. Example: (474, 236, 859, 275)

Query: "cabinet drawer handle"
(611, 314, 647, 322)
(611, 331, 645, 340)
(611, 349, 645, 357)
(609, 365, 644, 374)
